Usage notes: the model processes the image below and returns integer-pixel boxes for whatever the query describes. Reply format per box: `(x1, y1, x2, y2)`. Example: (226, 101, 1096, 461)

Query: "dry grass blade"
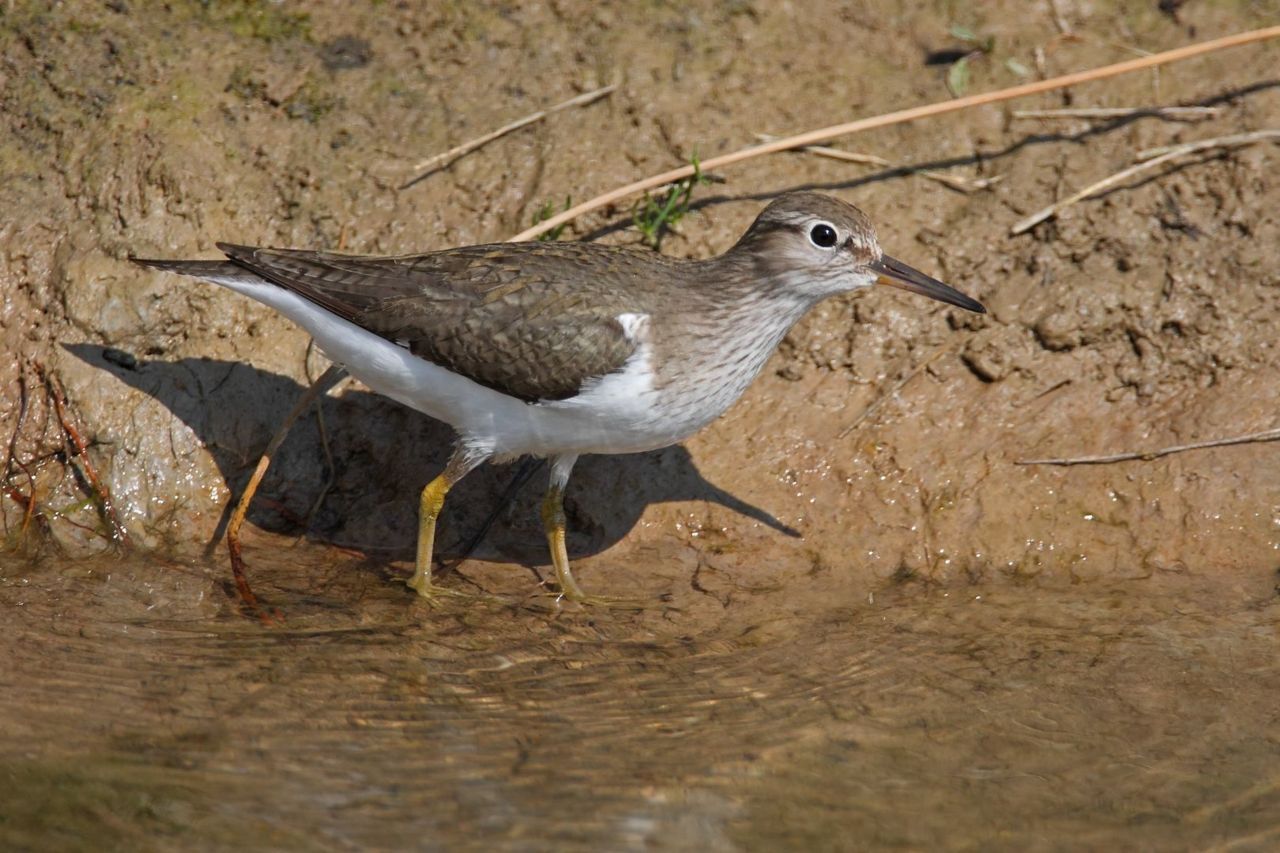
(1048, 0, 1072, 34)
(512, 26, 1280, 241)
(402, 84, 616, 187)
(1017, 427, 1280, 466)
(1012, 106, 1221, 120)
(757, 134, 1001, 192)
(1010, 128, 1280, 234)
(1134, 129, 1280, 158)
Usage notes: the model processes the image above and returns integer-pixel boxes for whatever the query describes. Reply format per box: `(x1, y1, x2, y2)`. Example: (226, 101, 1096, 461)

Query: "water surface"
(2, 550, 1277, 850)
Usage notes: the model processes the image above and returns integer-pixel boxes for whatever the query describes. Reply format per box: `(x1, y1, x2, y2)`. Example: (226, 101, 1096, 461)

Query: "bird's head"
(735, 191, 985, 313)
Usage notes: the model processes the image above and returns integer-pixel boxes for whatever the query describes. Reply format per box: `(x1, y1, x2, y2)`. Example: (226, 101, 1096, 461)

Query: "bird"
(134, 191, 985, 603)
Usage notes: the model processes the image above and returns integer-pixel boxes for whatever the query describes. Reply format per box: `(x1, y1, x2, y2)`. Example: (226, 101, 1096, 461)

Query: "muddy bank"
(3, 1, 1278, 597)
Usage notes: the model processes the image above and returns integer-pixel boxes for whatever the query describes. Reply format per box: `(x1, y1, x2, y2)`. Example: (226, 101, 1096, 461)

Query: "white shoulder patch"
(615, 312, 650, 342)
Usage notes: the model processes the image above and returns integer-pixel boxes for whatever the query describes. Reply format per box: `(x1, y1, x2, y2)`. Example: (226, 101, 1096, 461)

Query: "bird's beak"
(871, 255, 986, 313)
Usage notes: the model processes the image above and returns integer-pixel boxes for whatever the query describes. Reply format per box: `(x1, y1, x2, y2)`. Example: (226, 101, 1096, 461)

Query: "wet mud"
(2, 0, 1279, 849)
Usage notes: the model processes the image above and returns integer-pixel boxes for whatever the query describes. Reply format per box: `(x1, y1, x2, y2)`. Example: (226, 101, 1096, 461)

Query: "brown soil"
(2, 1, 1279, 849)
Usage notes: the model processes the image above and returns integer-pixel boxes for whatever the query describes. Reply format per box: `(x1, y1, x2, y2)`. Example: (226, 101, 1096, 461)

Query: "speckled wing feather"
(216, 242, 648, 402)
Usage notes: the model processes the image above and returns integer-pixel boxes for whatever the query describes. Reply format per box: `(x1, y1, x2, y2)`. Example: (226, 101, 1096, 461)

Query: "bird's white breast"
(527, 312, 687, 456)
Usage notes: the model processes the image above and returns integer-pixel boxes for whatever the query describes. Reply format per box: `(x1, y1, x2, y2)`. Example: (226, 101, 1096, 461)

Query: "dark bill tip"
(871, 255, 986, 314)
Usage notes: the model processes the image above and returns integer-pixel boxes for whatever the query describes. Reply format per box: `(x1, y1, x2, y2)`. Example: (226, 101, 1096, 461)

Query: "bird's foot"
(405, 572, 482, 605)
(540, 585, 648, 611)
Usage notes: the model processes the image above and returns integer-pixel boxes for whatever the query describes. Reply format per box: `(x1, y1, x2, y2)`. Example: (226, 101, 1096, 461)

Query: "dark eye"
(809, 222, 838, 248)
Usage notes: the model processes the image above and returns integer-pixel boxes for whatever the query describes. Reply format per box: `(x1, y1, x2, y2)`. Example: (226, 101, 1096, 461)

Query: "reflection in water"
(1, 549, 1278, 850)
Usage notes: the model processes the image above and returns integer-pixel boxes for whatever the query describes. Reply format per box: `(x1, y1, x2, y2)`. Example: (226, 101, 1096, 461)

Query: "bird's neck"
(648, 253, 816, 408)
(693, 249, 820, 329)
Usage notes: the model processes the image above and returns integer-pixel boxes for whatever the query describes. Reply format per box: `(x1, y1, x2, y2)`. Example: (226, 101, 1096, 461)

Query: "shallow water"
(2, 549, 1278, 851)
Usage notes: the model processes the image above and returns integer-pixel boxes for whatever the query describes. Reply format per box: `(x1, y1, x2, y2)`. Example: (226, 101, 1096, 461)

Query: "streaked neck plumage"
(639, 247, 828, 437)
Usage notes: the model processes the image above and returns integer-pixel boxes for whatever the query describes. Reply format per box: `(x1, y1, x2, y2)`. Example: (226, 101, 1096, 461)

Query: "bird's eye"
(809, 222, 838, 248)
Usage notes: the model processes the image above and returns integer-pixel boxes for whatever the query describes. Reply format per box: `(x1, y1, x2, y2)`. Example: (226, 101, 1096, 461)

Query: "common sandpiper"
(135, 192, 985, 603)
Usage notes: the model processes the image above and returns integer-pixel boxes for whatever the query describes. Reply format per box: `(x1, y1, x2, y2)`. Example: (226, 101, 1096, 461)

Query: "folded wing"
(216, 242, 641, 402)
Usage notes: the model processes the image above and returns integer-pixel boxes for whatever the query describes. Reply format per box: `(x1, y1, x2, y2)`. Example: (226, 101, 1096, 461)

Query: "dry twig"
(36, 363, 132, 547)
(297, 386, 336, 543)
(402, 84, 616, 187)
(755, 134, 1001, 192)
(2, 367, 38, 537)
(1010, 128, 1280, 234)
(1012, 105, 1221, 120)
(1017, 428, 1280, 466)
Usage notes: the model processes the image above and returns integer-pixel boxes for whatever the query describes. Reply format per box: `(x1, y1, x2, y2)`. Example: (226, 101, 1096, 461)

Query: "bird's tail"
(129, 257, 262, 285)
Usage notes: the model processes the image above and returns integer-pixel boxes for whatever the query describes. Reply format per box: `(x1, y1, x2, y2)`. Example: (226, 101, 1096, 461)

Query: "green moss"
(191, 0, 311, 43)
(63, 16, 103, 35)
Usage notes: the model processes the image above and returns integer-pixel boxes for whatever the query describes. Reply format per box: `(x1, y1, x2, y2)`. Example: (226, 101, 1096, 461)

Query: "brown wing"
(217, 242, 642, 402)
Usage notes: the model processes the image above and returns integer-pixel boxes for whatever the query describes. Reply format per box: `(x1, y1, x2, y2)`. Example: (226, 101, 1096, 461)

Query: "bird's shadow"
(65, 344, 800, 568)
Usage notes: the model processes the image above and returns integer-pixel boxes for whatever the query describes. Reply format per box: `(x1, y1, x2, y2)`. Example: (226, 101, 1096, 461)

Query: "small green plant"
(531, 196, 572, 241)
(632, 154, 711, 249)
(945, 25, 995, 96)
(197, 0, 311, 43)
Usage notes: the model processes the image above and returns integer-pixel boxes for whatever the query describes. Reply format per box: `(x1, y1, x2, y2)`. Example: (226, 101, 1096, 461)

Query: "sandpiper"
(135, 192, 984, 602)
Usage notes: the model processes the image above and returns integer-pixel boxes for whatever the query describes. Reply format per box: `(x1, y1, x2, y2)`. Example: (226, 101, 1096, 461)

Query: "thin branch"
(2, 366, 34, 537)
(441, 456, 543, 579)
(1010, 128, 1280, 234)
(2, 366, 27, 488)
(296, 383, 336, 546)
(402, 84, 617, 188)
(512, 26, 1280, 241)
(755, 134, 1002, 192)
(1016, 428, 1280, 466)
(36, 363, 132, 547)
(1011, 105, 1221, 120)
(1135, 129, 1280, 159)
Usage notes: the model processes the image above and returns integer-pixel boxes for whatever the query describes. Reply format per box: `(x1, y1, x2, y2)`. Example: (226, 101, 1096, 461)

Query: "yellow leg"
(535, 455, 642, 609)
(406, 446, 487, 600)
(407, 473, 451, 597)
(540, 483, 588, 601)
